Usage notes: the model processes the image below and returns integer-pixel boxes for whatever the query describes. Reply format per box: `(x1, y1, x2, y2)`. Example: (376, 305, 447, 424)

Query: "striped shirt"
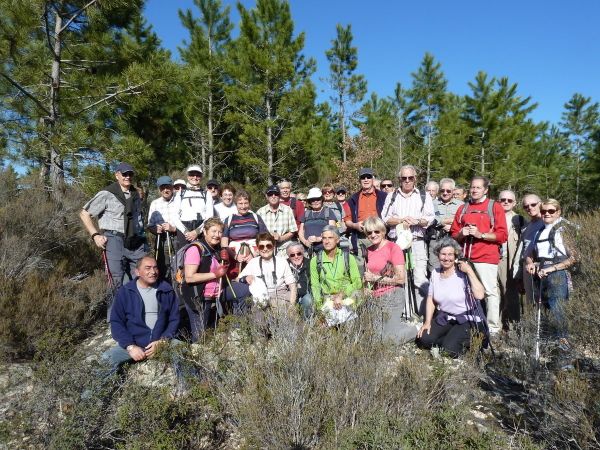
(223, 212, 268, 242)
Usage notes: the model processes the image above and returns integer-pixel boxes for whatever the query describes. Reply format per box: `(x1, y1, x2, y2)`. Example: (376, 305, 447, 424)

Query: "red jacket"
(450, 198, 508, 264)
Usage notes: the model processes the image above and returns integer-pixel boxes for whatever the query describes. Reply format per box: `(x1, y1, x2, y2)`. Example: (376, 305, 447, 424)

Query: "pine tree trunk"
(208, 86, 214, 179)
(480, 131, 485, 175)
(266, 96, 273, 185)
(48, 11, 64, 195)
(426, 114, 432, 182)
(339, 92, 346, 162)
(397, 116, 403, 172)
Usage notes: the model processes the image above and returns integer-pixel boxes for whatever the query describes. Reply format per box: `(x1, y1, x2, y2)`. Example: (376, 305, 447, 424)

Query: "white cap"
(186, 164, 203, 174)
(173, 179, 186, 186)
(306, 187, 323, 199)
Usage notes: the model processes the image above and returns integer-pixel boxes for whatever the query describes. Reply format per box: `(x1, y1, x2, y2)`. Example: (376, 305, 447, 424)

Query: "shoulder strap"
(458, 202, 468, 223)
(384, 190, 399, 217)
(290, 197, 297, 210)
(343, 247, 350, 277)
(419, 191, 427, 213)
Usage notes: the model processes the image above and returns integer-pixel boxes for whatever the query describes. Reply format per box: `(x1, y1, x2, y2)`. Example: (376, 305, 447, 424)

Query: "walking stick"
(155, 232, 161, 259)
(533, 271, 542, 362)
(101, 249, 115, 290)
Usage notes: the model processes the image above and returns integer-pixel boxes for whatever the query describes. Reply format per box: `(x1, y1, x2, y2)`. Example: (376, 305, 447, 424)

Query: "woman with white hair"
(417, 237, 486, 357)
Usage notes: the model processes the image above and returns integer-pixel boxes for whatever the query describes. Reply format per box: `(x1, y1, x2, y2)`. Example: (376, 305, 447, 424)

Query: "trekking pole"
(533, 271, 542, 362)
(155, 232, 161, 259)
(101, 249, 115, 290)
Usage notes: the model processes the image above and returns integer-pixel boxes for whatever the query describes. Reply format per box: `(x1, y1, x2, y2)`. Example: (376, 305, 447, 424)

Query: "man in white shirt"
(382, 165, 435, 316)
(171, 165, 215, 248)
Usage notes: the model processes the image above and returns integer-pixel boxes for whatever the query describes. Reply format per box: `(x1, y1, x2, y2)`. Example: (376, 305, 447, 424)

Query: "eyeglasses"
(267, 192, 279, 197)
(359, 174, 373, 180)
(541, 208, 557, 215)
(367, 230, 382, 236)
(440, 189, 452, 193)
(121, 172, 134, 178)
(288, 252, 303, 257)
(523, 202, 538, 209)
(381, 183, 393, 188)
(400, 176, 415, 182)
(258, 243, 274, 250)
(500, 198, 515, 203)
(323, 190, 334, 194)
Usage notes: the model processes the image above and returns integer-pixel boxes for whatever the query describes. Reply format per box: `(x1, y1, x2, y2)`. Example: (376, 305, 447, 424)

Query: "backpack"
(457, 199, 496, 229)
(315, 246, 352, 291)
(172, 240, 214, 298)
(533, 219, 580, 272)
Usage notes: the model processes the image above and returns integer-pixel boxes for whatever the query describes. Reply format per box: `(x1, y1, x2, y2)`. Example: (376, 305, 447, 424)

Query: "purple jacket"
(110, 278, 180, 349)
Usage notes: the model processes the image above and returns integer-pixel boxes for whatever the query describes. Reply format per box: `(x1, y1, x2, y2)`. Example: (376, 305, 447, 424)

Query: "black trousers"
(418, 319, 484, 358)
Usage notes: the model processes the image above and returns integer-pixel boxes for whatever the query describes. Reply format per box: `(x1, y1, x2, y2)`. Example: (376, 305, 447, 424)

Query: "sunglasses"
(440, 189, 452, 193)
(500, 198, 515, 203)
(336, 191, 346, 195)
(541, 208, 557, 215)
(267, 192, 279, 197)
(400, 176, 415, 182)
(159, 185, 172, 190)
(322, 190, 334, 194)
(258, 243, 274, 250)
(367, 230, 382, 236)
(288, 252, 303, 257)
(207, 185, 218, 190)
(523, 202, 538, 209)
(359, 174, 373, 180)
(381, 183, 393, 188)
(121, 172, 134, 178)
(188, 173, 202, 178)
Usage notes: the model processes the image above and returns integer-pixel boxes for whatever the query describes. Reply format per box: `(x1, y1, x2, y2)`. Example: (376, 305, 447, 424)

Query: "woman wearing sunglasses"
(238, 233, 297, 310)
(525, 199, 577, 337)
(363, 217, 417, 343)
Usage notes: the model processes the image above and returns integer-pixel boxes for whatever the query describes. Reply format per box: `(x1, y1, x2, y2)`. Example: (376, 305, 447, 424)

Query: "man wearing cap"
(171, 165, 215, 248)
(344, 168, 388, 270)
(257, 185, 298, 256)
(206, 179, 221, 205)
(80, 162, 147, 315)
(147, 176, 178, 280)
(278, 179, 305, 227)
(381, 165, 435, 315)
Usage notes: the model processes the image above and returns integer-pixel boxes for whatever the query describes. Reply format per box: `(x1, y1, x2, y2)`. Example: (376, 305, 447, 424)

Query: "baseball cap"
(173, 179, 186, 187)
(186, 164, 203, 174)
(358, 168, 374, 177)
(206, 179, 220, 187)
(266, 185, 281, 195)
(335, 186, 347, 194)
(156, 175, 173, 187)
(115, 162, 135, 174)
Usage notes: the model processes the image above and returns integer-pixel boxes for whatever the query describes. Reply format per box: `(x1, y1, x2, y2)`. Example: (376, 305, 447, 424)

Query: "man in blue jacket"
(101, 255, 181, 375)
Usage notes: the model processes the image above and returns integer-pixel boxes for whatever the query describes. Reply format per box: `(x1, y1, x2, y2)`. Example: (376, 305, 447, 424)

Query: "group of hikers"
(80, 162, 578, 380)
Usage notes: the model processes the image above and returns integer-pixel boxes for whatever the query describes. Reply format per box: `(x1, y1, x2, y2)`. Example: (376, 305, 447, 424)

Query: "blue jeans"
(540, 269, 570, 336)
(100, 339, 188, 385)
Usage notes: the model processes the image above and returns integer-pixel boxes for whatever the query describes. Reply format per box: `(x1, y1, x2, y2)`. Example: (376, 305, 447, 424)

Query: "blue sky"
(145, 0, 600, 125)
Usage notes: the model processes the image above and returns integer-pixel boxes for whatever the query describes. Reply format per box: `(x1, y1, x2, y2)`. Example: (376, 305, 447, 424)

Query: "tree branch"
(0, 72, 51, 116)
(59, 0, 100, 34)
(73, 81, 149, 114)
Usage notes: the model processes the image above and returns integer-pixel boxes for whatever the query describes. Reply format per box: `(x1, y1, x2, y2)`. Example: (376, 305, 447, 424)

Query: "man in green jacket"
(310, 225, 363, 311)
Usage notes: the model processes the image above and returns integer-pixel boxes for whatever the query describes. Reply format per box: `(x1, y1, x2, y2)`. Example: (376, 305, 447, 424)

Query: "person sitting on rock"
(100, 255, 184, 382)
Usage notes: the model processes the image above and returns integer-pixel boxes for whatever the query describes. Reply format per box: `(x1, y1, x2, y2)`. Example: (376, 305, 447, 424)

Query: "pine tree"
(0, 0, 171, 193)
(559, 93, 600, 209)
(325, 23, 367, 160)
(406, 53, 448, 180)
(179, 0, 232, 178)
(225, 0, 317, 186)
